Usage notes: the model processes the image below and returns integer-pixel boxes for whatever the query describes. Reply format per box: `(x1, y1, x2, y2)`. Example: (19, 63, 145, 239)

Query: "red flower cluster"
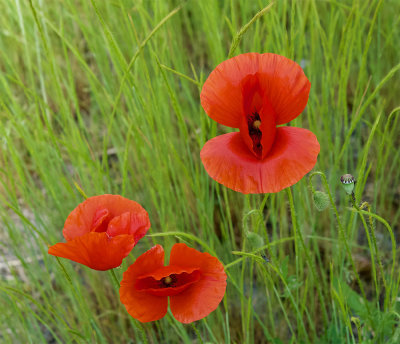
(48, 53, 315, 325)
(48, 195, 226, 323)
(200, 53, 320, 194)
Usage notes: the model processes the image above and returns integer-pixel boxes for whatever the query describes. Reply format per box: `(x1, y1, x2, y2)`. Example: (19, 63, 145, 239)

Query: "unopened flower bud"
(340, 174, 355, 195)
(246, 231, 264, 250)
(312, 191, 330, 211)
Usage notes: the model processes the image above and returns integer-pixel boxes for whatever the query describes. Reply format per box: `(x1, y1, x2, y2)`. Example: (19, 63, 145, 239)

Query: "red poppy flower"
(48, 194, 151, 271)
(119, 243, 227, 323)
(200, 53, 320, 194)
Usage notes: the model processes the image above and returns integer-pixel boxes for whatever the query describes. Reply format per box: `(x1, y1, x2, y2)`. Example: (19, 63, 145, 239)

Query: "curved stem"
(226, 236, 294, 269)
(148, 231, 215, 256)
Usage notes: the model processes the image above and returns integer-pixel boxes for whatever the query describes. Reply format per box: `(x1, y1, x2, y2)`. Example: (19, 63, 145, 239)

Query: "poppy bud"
(312, 191, 330, 211)
(340, 174, 355, 195)
(246, 231, 264, 250)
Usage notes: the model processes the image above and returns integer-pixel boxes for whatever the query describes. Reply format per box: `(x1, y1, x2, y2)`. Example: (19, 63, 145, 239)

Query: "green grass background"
(1, 0, 400, 342)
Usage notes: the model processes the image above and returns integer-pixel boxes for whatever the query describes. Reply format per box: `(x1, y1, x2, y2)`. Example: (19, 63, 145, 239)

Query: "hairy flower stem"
(242, 195, 309, 341)
(310, 174, 345, 278)
(286, 187, 329, 327)
(308, 172, 373, 327)
(350, 197, 386, 305)
(351, 208, 397, 309)
(359, 202, 387, 292)
(241, 195, 253, 343)
(191, 323, 204, 344)
(109, 269, 148, 344)
(129, 319, 149, 344)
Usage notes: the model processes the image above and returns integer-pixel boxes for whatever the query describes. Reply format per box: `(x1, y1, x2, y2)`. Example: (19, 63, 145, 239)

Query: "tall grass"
(1, 0, 399, 342)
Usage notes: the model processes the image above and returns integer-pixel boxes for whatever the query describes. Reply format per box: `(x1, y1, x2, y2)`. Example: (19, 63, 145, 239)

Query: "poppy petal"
(200, 53, 310, 127)
(138, 265, 200, 280)
(63, 195, 149, 241)
(106, 211, 151, 241)
(91, 208, 111, 233)
(200, 53, 260, 127)
(169, 243, 227, 323)
(119, 245, 168, 322)
(258, 53, 310, 125)
(200, 128, 320, 194)
(48, 232, 135, 270)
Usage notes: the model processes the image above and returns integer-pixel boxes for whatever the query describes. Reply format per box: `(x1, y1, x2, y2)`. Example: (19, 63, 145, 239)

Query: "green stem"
(225, 236, 294, 269)
(228, 3, 274, 58)
(148, 231, 215, 256)
(223, 187, 236, 249)
(360, 202, 387, 294)
(110, 269, 120, 289)
(240, 195, 251, 341)
(268, 261, 310, 341)
(349, 206, 397, 310)
(285, 187, 329, 327)
(349, 196, 380, 302)
(191, 323, 204, 344)
(309, 172, 345, 277)
(308, 172, 373, 326)
(251, 191, 310, 341)
(54, 257, 93, 334)
(236, 235, 308, 340)
(131, 319, 148, 344)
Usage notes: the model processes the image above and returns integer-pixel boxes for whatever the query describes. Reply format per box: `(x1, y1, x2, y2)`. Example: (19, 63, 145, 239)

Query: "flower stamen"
(253, 120, 261, 129)
(247, 112, 262, 158)
(161, 275, 177, 288)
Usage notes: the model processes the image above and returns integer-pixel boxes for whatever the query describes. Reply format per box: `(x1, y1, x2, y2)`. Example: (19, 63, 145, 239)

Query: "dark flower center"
(160, 275, 178, 288)
(247, 112, 262, 158)
(135, 270, 201, 296)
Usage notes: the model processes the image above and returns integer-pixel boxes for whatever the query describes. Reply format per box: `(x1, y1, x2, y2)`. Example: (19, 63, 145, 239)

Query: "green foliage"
(0, 0, 399, 343)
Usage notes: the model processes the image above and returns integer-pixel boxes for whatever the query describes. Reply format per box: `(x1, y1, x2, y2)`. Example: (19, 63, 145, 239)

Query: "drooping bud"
(312, 191, 330, 211)
(340, 174, 355, 195)
(246, 231, 264, 250)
